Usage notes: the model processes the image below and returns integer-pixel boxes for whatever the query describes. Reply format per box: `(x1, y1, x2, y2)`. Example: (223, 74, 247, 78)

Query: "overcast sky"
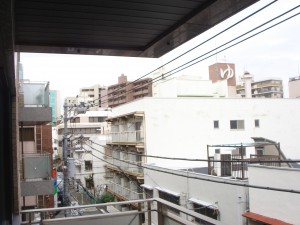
(20, 0, 300, 101)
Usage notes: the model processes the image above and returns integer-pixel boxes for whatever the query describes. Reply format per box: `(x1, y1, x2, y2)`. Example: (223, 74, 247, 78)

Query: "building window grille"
(230, 120, 244, 130)
(213, 120, 219, 129)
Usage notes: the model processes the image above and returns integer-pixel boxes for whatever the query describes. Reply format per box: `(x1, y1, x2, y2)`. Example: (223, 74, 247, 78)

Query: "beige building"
(107, 74, 152, 108)
(288, 76, 300, 98)
(237, 78, 283, 98)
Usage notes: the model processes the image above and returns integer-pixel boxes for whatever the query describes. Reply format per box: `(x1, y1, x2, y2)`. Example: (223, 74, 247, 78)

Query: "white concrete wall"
(248, 165, 300, 224)
(144, 165, 248, 225)
(111, 98, 300, 168)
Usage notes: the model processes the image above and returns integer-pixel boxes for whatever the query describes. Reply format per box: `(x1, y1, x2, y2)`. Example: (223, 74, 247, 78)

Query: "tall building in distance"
(49, 90, 61, 126)
(236, 76, 283, 98)
(80, 84, 108, 107)
(288, 76, 300, 98)
(209, 62, 237, 97)
(107, 74, 152, 108)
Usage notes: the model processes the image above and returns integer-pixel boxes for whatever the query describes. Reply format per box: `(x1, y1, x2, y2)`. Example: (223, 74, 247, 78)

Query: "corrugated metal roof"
(14, 0, 259, 57)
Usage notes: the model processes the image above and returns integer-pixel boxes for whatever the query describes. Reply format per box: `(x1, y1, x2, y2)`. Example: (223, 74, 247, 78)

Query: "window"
(144, 189, 153, 199)
(158, 191, 180, 214)
(89, 117, 107, 123)
(213, 120, 219, 129)
(193, 203, 219, 223)
(230, 120, 244, 130)
(256, 147, 264, 156)
(215, 149, 220, 154)
(85, 160, 92, 171)
(85, 175, 94, 189)
(19, 127, 34, 141)
(255, 119, 260, 128)
(71, 117, 80, 123)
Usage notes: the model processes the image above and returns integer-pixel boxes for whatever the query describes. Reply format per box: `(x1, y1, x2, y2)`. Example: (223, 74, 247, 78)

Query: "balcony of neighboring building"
(106, 156, 143, 178)
(20, 153, 54, 197)
(106, 112, 144, 146)
(19, 80, 52, 125)
(107, 181, 143, 203)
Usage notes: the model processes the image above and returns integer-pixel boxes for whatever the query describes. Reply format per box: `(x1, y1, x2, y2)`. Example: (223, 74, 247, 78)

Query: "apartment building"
(236, 77, 284, 98)
(80, 84, 108, 108)
(288, 76, 300, 98)
(104, 112, 145, 209)
(18, 80, 54, 211)
(107, 74, 152, 108)
(104, 97, 300, 210)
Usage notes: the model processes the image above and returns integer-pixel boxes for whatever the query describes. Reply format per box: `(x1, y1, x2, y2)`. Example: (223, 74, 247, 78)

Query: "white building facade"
(110, 97, 300, 168)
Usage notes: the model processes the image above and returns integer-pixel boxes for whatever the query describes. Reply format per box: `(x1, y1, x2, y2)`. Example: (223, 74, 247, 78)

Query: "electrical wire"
(90, 0, 278, 105)
(90, 140, 300, 163)
(83, 142, 300, 194)
(93, 6, 300, 107)
(82, 146, 152, 199)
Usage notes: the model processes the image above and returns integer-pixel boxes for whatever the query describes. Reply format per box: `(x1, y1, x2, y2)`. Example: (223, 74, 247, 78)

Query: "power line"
(83, 143, 300, 194)
(93, 6, 300, 107)
(81, 145, 152, 199)
(90, 0, 278, 105)
(90, 140, 300, 163)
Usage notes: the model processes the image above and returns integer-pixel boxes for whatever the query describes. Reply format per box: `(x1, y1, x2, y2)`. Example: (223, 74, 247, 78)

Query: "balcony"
(107, 130, 144, 145)
(21, 153, 54, 196)
(19, 81, 52, 124)
(106, 157, 143, 177)
(20, 198, 222, 225)
(108, 181, 143, 201)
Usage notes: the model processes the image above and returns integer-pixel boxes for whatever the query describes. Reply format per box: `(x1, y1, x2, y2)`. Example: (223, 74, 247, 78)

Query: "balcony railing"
(20, 81, 50, 107)
(108, 181, 143, 201)
(208, 155, 281, 180)
(22, 153, 51, 180)
(106, 157, 143, 176)
(107, 130, 144, 144)
(20, 198, 223, 225)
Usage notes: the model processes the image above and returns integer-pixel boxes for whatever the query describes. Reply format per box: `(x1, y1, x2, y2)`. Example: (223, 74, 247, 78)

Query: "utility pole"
(62, 102, 88, 213)
(63, 103, 69, 211)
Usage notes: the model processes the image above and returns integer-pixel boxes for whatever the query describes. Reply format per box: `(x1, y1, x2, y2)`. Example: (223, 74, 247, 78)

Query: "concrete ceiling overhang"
(14, 0, 259, 58)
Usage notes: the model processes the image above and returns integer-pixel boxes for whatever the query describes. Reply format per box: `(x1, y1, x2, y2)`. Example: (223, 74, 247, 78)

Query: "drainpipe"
(21, 122, 25, 208)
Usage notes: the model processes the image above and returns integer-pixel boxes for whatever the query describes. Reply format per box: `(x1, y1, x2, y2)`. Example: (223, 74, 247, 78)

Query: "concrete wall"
(111, 98, 300, 168)
(248, 165, 300, 224)
(144, 165, 248, 225)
